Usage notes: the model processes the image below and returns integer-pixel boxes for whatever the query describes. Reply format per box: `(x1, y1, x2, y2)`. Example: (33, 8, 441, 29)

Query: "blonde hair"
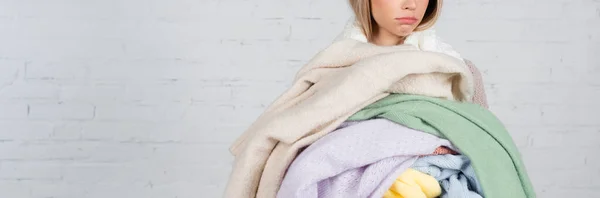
(348, 0, 443, 42)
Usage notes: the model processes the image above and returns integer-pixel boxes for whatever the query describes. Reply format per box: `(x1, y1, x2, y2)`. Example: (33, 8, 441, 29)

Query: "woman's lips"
(395, 17, 418, 25)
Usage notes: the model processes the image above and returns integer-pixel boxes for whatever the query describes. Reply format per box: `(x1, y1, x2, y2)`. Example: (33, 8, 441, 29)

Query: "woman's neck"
(372, 28, 405, 46)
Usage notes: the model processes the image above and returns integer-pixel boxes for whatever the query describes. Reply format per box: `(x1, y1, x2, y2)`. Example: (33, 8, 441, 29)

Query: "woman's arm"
(464, 59, 489, 109)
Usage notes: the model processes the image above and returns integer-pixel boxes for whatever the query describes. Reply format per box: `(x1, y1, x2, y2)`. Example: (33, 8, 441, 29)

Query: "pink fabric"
(429, 146, 459, 155)
(465, 60, 489, 109)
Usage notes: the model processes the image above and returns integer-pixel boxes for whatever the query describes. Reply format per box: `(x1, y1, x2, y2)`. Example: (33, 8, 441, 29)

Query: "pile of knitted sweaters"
(223, 17, 535, 198)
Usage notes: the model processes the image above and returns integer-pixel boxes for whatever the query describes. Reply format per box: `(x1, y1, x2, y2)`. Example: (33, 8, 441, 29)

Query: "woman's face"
(371, 0, 430, 40)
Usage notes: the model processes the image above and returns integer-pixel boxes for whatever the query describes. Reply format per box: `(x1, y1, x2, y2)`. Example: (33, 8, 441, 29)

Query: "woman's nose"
(402, 0, 417, 10)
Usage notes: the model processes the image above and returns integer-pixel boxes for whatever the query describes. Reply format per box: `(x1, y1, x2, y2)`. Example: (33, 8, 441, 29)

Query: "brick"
(144, 182, 225, 198)
(0, 81, 60, 101)
(578, 86, 600, 107)
(182, 104, 233, 125)
(51, 122, 83, 140)
(502, 125, 533, 149)
(60, 163, 134, 184)
(443, 19, 571, 42)
(87, 60, 169, 81)
(520, 148, 588, 170)
(213, 39, 320, 68)
(288, 18, 342, 40)
(292, 1, 353, 21)
(485, 83, 578, 105)
(191, 124, 246, 144)
(157, 0, 219, 21)
(278, 40, 332, 61)
(562, 1, 600, 19)
(541, 104, 600, 126)
(83, 185, 148, 198)
(0, 161, 63, 180)
(586, 152, 600, 167)
(82, 121, 173, 141)
(80, 143, 157, 163)
(0, 16, 129, 41)
(529, 128, 600, 148)
(550, 63, 586, 84)
(0, 37, 124, 60)
(191, 85, 232, 103)
(541, 169, 599, 188)
(0, 103, 28, 119)
(123, 81, 194, 105)
(583, 42, 600, 85)
(3, 0, 88, 18)
(547, 42, 594, 84)
(537, 188, 600, 198)
(182, 104, 262, 128)
(29, 182, 87, 198)
(0, 121, 54, 140)
(28, 103, 95, 120)
(0, 1, 18, 17)
(230, 82, 287, 106)
(118, 27, 208, 60)
(444, 2, 566, 20)
(149, 143, 232, 165)
(586, 23, 600, 42)
(25, 61, 87, 80)
(489, 104, 543, 126)
(75, 143, 229, 167)
(214, 1, 255, 21)
(59, 84, 126, 105)
(82, 120, 241, 143)
(482, 66, 553, 84)
(0, 181, 31, 198)
(220, 20, 290, 40)
(252, 0, 291, 19)
(0, 60, 22, 85)
(462, 42, 566, 78)
(74, 182, 221, 198)
(94, 104, 186, 121)
(0, 141, 89, 160)
(87, 59, 240, 82)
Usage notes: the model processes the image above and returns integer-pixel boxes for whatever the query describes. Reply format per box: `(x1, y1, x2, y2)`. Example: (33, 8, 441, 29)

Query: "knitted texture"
(347, 94, 536, 198)
(276, 119, 453, 198)
(224, 39, 474, 198)
(411, 155, 483, 198)
(465, 60, 489, 109)
(224, 17, 482, 198)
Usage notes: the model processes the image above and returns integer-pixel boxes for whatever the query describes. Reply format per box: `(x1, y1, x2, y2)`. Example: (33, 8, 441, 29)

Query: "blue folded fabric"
(411, 154, 484, 198)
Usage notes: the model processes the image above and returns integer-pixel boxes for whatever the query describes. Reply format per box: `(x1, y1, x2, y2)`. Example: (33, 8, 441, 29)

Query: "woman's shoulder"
(407, 29, 489, 108)
(407, 29, 464, 61)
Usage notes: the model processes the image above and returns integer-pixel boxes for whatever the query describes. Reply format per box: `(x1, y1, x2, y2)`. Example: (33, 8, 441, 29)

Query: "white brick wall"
(0, 0, 598, 197)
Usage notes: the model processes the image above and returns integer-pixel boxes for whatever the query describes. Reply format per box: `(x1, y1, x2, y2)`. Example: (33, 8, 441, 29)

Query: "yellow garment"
(383, 168, 441, 198)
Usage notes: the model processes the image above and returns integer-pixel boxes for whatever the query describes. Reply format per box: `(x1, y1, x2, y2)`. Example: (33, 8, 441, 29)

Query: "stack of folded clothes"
(223, 17, 535, 198)
(276, 94, 534, 198)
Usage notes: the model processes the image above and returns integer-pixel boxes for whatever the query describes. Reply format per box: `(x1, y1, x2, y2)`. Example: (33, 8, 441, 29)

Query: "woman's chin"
(392, 26, 416, 37)
(393, 31, 413, 38)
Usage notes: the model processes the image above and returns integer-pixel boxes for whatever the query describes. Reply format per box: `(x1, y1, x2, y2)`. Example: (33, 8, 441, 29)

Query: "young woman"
(350, 0, 489, 108)
(224, 1, 512, 197)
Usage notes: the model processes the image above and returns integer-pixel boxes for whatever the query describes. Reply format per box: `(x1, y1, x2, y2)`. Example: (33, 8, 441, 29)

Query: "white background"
(0, 0, 599, 197)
